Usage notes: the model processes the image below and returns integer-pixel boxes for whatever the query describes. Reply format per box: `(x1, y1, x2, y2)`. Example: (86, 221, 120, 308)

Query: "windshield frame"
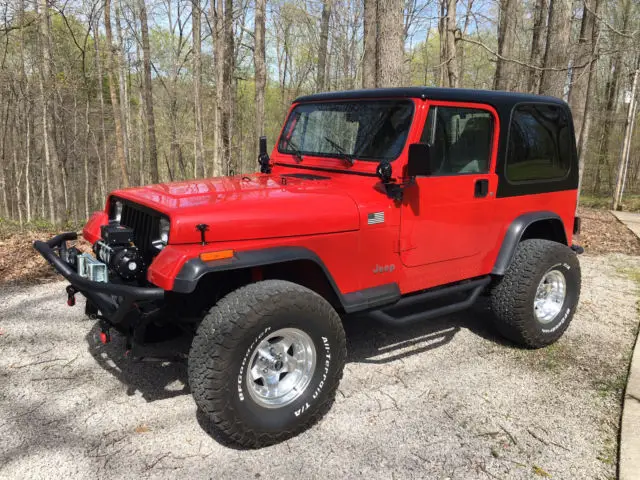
(277, 99, 416, 163)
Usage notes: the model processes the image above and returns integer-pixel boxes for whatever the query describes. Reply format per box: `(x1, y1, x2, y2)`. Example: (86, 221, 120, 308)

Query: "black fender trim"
(172, 246, 401, 314)
(492, 211, 567, 275)
(173, 247, 331, 293)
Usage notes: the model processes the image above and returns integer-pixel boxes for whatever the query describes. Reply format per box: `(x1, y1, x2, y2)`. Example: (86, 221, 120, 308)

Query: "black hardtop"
(294, 87, 568, 111)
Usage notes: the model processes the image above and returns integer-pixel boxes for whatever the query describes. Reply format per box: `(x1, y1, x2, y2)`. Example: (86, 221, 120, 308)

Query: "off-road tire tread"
(489, 239, 581, 348)
(188, 280, 346, 448)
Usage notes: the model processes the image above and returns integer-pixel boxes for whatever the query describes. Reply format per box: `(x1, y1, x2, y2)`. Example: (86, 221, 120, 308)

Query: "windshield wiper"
(323, 136, 355, 166)
(286, 140, 304, 162)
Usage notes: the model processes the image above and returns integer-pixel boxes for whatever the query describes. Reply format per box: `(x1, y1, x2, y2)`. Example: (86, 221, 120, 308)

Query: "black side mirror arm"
(258, 136, 271, 174)
(376, 161, 415, 202)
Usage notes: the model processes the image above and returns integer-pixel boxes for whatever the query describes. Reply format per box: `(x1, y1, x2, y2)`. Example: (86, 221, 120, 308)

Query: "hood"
(113, 174, 360, 244)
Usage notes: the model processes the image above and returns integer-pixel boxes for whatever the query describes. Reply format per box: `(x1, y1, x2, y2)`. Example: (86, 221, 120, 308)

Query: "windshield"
(278, 100, 414, 162)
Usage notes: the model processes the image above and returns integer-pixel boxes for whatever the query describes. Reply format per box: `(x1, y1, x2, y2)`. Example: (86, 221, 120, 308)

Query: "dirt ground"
(1, 252, 639, 479)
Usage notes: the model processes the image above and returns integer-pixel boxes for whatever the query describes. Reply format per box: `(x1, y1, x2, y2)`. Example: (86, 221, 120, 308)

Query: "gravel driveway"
(1, 253, 639, 480)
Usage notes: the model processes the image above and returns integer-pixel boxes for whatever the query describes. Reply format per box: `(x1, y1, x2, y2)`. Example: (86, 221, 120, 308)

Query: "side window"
(506, 104, 572, 182)
(420, 106, 494, 175)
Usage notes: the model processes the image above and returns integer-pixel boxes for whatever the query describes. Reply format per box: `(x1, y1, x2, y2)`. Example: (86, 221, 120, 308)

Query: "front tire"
(489, 239, 581, 348)
(188, 280, 346, 448)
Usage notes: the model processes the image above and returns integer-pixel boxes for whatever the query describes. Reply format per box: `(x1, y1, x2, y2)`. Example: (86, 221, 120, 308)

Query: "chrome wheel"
(534, 269, 567, 324)
(245, 328, 316, 409)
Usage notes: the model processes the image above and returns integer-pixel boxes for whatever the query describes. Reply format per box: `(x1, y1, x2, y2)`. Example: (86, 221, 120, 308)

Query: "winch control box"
(100, 224, 134, 246)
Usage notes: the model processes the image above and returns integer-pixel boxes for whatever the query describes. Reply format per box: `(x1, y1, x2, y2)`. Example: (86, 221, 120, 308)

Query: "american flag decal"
(367, 212, 385, 225)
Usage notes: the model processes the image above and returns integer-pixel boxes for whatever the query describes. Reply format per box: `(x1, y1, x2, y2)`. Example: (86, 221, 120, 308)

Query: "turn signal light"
(200, 250, 234, 262)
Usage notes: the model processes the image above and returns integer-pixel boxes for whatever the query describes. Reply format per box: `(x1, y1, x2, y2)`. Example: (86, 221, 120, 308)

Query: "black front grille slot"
(119, 201, 160, 258)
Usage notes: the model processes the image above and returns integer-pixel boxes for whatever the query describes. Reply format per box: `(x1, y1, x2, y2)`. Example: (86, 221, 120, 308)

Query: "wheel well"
(177, 260, 343, 315)
(520, 218, 567, 245)
(259, 260, 343, 311)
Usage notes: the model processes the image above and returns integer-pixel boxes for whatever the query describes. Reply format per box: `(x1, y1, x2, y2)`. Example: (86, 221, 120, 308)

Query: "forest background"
(0, 0, 639, 227)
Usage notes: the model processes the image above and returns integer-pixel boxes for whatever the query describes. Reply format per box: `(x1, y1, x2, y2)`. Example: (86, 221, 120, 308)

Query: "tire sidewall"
(227, 304, 342, 433)
(527, 253, 580, 342)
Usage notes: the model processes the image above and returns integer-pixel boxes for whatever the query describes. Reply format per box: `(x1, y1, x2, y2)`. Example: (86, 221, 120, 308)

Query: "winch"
(94, 224, 145, 281)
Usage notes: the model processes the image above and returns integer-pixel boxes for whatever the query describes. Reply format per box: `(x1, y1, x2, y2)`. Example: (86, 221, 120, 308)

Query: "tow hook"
(66, 285, 77, 306)
(99, 321, 111, 344)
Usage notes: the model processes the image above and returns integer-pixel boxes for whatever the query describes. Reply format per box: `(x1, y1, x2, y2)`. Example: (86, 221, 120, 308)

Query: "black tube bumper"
(33, 232, 164, 324)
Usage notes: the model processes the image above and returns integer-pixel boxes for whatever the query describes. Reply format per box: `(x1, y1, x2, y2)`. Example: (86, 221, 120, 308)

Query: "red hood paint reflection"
(111, 174, 361, 244)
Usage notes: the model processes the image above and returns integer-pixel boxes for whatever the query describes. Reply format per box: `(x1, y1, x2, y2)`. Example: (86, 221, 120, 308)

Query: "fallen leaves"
(576, 207, 640, 255)
(0, 227, 90, 286)
(134, 424, 150, 433)
(532, 465, 551, 477)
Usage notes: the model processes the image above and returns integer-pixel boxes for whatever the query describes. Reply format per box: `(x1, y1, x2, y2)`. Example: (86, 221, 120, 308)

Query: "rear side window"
(506, 104, 572, 182)
(420, 106, 494, 175)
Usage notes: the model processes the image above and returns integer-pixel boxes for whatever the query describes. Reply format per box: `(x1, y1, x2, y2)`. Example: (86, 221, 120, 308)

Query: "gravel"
(1, 253, 639, 480)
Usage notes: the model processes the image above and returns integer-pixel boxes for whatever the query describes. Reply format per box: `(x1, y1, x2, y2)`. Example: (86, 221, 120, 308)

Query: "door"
(400, 102, 499, 272)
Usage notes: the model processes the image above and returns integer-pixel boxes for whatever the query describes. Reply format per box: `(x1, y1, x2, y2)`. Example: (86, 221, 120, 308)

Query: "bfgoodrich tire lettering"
(489, 239, 581, 348)
(188, 280, 346, 448)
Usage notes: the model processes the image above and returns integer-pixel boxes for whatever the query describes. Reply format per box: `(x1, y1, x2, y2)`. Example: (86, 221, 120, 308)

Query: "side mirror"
(406, 143, 431, 178)
(258, 136, 271, 174)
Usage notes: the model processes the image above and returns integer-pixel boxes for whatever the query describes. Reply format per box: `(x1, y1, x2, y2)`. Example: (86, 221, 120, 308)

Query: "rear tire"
(489, 239, 581, 348)
(188, 280, 346, 448)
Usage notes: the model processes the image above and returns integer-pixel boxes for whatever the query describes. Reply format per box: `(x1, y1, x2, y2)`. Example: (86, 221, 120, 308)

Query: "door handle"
(474, 179, 489, 198)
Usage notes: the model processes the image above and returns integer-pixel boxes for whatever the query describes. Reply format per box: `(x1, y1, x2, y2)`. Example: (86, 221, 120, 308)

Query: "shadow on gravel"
(83, 298, 511, 448)
(84, 322, 190, 403)
(344, 299, 511, 364)
(84, 299, 509, 404)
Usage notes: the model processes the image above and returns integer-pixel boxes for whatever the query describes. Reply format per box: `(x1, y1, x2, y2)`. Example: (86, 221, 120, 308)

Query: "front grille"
(119, 200, 161, 257)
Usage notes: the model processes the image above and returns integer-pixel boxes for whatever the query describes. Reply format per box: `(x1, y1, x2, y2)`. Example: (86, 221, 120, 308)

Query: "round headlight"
(159, 218, 170, 245)
(111, 200, 123, 223)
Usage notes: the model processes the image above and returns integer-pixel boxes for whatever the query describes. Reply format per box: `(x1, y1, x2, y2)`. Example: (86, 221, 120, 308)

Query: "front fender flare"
(172, 246, 342, 296)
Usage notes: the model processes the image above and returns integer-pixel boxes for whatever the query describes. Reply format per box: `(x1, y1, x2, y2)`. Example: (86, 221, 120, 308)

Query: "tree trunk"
(212, 0, 225, 176)
(539, 0, 572, 97)
(568, 0, 598, 141)
(493, 0, 518, 91)
(376, 0, 404, 88)
(254, 0, 267, 160)
(93, 22, 110, 191)
(458, 0, 474, 86)
(527, 0, 548, 92)
(137, 76, 146, 186)
(114, 4, 130, 172)
(19, 0, 31, 222)
(38, 0, 61, 223)
(84, 94, 91, 219)
(362, 0, 377, 88)
(363, 0, 404, 88)
(104, 0, 129, 186)
(439, 0, 459, 88)
(317, 0, 332, 91)
(25, 115, 31, 222)
(138, 0, 158, 184)
(222, 0, 234, 174)
(569, 0, 599, 195)
(192, 0, 205, 178)
(592, 0, 632, 195)
(612, 58, 639, 210)
(40, 87, 55, 223)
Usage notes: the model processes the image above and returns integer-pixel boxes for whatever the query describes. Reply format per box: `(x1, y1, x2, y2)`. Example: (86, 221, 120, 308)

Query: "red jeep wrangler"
(35, 87, 582, 447)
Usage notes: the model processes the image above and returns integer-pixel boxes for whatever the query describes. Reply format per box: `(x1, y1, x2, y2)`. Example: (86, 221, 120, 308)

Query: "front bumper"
(33, 232, 164, 324)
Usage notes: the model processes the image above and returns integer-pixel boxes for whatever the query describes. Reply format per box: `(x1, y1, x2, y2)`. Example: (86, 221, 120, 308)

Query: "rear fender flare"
(492, 211, 568, 275)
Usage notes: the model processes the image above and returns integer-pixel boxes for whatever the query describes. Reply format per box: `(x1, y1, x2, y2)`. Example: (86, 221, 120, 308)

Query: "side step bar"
(368, 276, 491, 327)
